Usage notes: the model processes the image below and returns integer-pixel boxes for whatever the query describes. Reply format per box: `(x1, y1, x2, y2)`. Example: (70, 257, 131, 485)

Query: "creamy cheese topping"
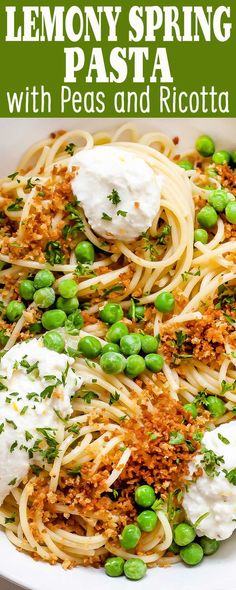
(71, 146, 162, 241)
(183, 422, 236, 540)
(0, 339, 82, 504)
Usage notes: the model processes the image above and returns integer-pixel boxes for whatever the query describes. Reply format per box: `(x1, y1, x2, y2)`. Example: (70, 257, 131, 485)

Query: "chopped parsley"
(45, 241, 64, 265)
(195, 389, 209, 407)
(40, 385, 55, 399)
(117, 210, 127, 217)
(26, 177, 39, 190)
(54, 409, 68, 424)
(107, 189, 121, 206)
(6, 419, 17, 430)
(0, 423, 4, 434)
(218, 433, 230, 445)
(151, 498, 164, 511)
(181, 269, 201, 282)
(65, 310, 84, 335)
(75, 263, 96, 277)
(26, 392, 40, 402)
(25, 431, 33, 441)
(7, 198, 23, 211)
(223, 468, 236, 485)
(5, 513, 16, 524)
(61, 362, 70, 386)
(0, 330, 8, 347)
(62, 203, 85, 237)
(67, 424, 80, 434)
(224, 314, 235, 326)
(176, 330, 187, 348)
(20, 358, 39, 374)
(169, 431, 185, 445)
(10, 441, 18, 453)
(221, 380, 236, 394)
(193, 430, 203, 442)
(8, 172, 19, 181)
(82, 391, 99, 404)
(109, 392, 120, 405)
(172, 353, 193, 363)
(141, 231, 159, 261)
(103, 284, 124, 297)
(31, 465, 42, 476)
(68, 466, 81, 476)
(8, 478, 17, 486)
(0, 382, 8, 392)
(148, 432, 158, 440)
(201, 448, 224, 477)
(65, 142, 76, 156)
(101, 212, 112, 221)
(33, 428, 59, 464)
(20, 406, 29, 416)
(156, 224, 171, 245)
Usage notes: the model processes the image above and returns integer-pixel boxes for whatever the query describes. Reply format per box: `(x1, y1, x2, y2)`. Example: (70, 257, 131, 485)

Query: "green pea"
(120, 524, 141, 550)
(33, 287, 55, 309)
(206, 396, 225, 418)
(168, 540, 180, 555)
(100, 352, 126, 374)
(183, 403, 198, 419)
(212, 150, 231, 165)
(199, 536, 220, 556)
(178, 160, 193, 171)
(137, 510, 157, 532)
(145, 353, 164, 373)
(19, 279, 35, 301)
(141, 335, 158, 354)
(43, 331, 65, 353)
(6, 300, 25, 323)
(194, 229, 209, 244)
(78, 335, 102, 359)
(135, 485, 156, 508)
(56, 296, 79, 314)
(154, 291, 175, 313)
(104, 556, 124, 577)
(41, 309, 67, 330)
(174, 523, 196, 547)
(195, 135, 215, 157)
(225, 201, 236, 224)
(128, 303, 145, 321)
(124, 558, 147, 581)
(106, 321, 129, 343)
(180, 542, 204, 566)
(208, 189, 228, 213)
(197, 205, 218, 228)
(102, 342, 120, 354)
(65, 310, 84, 334)
(231, 151, 236, 165)
(100, 303, 123, 324)
(29, 322, 42, 334)
(224, 192, 236, 205)
(34, 269, 55, 289)
(125, 354, 145, 377)
(120, 333, 142, 356)
(58, 279, 77, 299)
(75, 240, 95, 264)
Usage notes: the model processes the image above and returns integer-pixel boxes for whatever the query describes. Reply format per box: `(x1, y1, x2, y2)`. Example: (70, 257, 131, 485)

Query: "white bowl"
(0, 117, 236, 590)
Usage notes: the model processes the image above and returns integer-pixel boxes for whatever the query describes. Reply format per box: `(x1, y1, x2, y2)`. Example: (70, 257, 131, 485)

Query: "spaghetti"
(0, 124, 236, 576)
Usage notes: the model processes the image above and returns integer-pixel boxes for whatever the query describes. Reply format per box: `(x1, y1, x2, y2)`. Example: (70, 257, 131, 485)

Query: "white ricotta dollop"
(183, 421, 236, 540)
(0, 338, 82, 505)
(71, 146, 162, 241)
